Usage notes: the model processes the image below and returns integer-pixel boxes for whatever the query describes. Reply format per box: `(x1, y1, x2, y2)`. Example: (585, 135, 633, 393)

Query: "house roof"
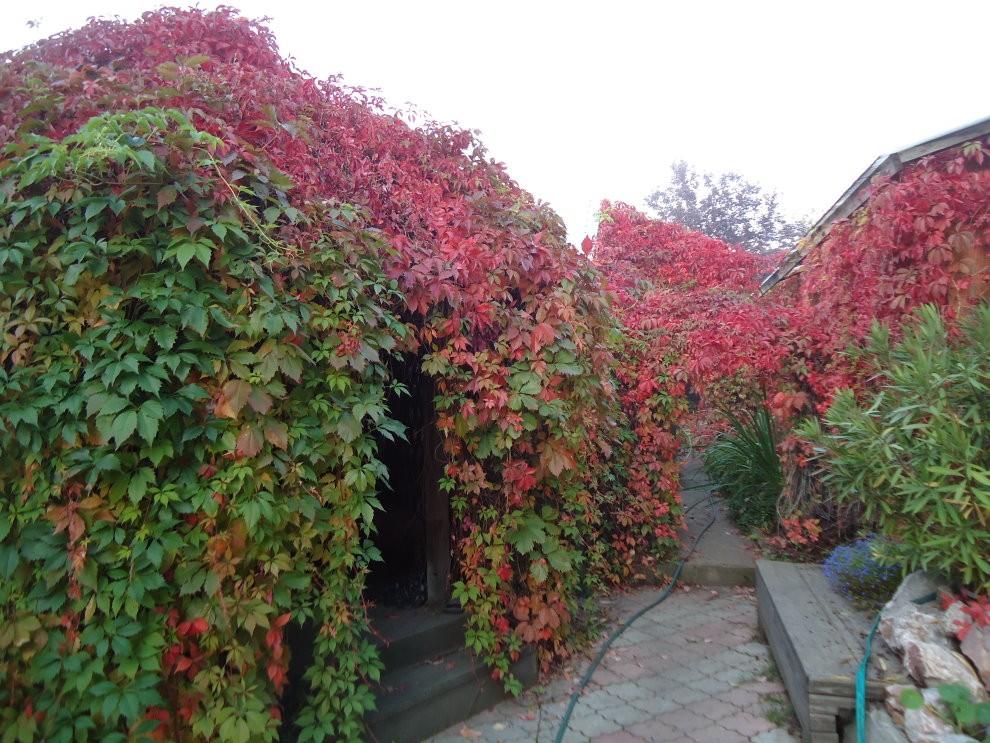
(759, 115, 990, 294)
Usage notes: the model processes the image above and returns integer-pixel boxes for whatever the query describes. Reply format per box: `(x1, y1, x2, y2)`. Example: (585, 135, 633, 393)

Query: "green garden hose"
(855, 592, 936, 742)
(855, 613, 882, 742)
(553, 485, 719, 743)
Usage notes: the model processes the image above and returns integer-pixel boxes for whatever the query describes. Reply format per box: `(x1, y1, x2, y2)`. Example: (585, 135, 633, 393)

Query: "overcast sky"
(3, 1, 988, 244)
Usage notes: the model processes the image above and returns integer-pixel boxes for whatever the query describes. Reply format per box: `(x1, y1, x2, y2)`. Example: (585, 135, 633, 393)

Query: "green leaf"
(136, 402, 162, 445)
(509, 515, 546, 555)
(174, 242, 197, 269)
(531, 560, 548, 583)
(84, 200, 107, 220)
(546, 548, 572, 571)
(127, 467, 155, 503)
(0, 546, 19, 579)
(152, 325, 177, 351)
(111, 410, 138, 447)
(180, 305, 208, 336)
(203, 570, 221, 596)
(132, 149, 156, 171)
(280, 353, 304, 382)
(336, 414, 362, 443)
(87, 394, 129, 418)
(900, 687, 924, 709)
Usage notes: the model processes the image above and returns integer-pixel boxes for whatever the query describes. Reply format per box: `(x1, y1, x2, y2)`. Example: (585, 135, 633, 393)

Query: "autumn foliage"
(594, 132, 990, 532)
(4, 6, 988, 741)
(0, 8, 684, 741)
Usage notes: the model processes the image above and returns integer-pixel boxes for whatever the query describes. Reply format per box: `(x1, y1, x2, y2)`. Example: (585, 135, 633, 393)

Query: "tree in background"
(645, 161, 811, 253)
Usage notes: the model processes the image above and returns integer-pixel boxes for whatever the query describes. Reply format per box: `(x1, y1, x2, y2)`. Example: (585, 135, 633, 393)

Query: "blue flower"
(823, 536, 901, 609)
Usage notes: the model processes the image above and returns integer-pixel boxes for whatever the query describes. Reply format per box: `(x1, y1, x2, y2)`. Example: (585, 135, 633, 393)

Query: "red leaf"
(157, 185, 178, 210)
(236, 425, 264, 457)
(264, 422, 288, 450)
(247, 387, 273, 415)
(215, 381, 252, 420)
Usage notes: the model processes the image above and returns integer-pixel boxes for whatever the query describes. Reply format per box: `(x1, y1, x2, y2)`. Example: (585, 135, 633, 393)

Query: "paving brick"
(714, 685, 763, 707)
(739, 678, 787, 695)
(426, 541, 789, 743)
(736, 640, 773, 658)
(665, 684, 710, 706)
(601, 680, 654, 703)
(713, 663, 761, 685)
(567, 710, 622, 739)
(589, 732, 648, 743)
(601, 702, 653, 727)
(684, 675, 732, 695)
(686, 726, 750, 743)
(720, 710, 778, 737)
(659, 707, 711, 732)
(684, 697, 740, 722)
(628, 693, 681, 716)
(580, 688, 626, 711)
(750, 727, 802, 742)
(627, 719, 693, 742)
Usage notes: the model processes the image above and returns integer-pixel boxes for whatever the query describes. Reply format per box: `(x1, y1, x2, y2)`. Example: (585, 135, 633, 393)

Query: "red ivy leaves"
(592, 135, 989, 541)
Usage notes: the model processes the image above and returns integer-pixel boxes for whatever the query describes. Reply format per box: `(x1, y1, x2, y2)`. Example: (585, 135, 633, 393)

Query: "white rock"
(883, 604, 953, 653)
(959, 623, 990, 691)
(880, 572, 952, 653)
(903, 638, 987, 700)
(868, 705, 912, 743)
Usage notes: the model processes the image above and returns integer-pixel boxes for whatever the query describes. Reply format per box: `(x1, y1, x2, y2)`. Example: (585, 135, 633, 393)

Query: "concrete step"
(367, 646, 538, 743)
(370, 605, 466, 670)
(656, 455, 758, 587)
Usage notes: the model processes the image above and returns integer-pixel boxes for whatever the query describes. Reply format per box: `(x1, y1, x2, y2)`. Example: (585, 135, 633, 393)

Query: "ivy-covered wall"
(0, 9, 683, 741)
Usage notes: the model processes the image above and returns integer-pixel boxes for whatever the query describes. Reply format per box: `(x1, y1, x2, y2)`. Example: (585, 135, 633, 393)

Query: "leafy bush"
(823, 536, 902, 609)
(0, 109, 407, 741)
(703, 405, 784, 531)
(802, 303, 990, 591)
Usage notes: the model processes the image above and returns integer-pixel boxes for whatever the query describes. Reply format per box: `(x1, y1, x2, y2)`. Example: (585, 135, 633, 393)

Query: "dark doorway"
(364, 357, 449, 608)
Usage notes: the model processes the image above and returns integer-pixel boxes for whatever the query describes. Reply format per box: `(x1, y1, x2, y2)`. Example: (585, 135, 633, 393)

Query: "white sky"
(3, 1, 988, 244)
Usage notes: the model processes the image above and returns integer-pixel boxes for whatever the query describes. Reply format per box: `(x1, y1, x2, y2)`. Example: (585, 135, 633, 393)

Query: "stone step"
(370, 605, 466, 671)
(366, 645, 538, 743)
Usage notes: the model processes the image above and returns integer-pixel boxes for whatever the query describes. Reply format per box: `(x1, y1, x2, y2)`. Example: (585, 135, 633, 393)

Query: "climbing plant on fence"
(0, 8, 683, 740)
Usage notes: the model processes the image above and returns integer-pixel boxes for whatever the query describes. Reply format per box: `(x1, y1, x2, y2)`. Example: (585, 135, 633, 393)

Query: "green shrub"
(802, 303, 990, 591)
(703, 404, 784, 531)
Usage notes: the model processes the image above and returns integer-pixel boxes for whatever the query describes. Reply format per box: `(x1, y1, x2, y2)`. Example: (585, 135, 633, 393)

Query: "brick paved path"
(427, 586, 799, 743)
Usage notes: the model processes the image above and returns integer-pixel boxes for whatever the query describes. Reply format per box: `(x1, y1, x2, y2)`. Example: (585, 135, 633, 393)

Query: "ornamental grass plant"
(703, 404, 784, 532)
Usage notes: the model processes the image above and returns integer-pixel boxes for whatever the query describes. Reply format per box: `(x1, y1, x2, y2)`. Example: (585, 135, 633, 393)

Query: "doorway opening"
(364, 357, 449, 608)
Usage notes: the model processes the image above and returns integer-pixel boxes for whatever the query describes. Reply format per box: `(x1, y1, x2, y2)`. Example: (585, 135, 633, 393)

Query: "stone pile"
(877, 573, 989, 743)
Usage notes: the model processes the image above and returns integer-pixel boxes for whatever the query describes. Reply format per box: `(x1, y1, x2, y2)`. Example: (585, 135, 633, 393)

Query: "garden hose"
(855, 592, 937, 742)
(855, 613, 882, 743)
(553, 484, 720, 743)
